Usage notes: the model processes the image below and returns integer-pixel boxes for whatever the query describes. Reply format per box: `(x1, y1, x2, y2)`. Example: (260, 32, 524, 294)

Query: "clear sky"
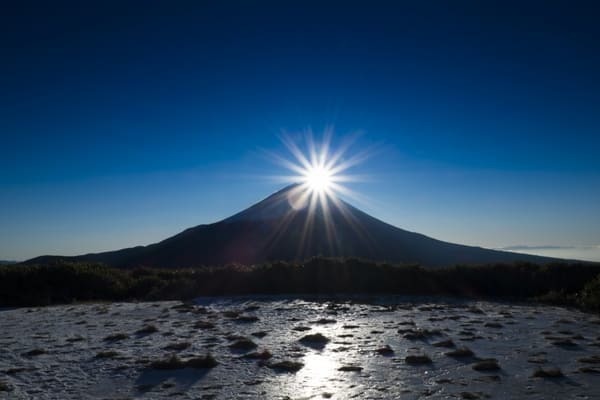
(1, 1, 600, 262)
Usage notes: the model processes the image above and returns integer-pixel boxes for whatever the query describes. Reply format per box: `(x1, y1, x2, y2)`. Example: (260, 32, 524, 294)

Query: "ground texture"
(1, 297, 600, 399)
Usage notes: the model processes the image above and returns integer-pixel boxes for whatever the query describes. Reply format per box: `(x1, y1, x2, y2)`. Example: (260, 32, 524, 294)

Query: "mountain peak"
(222, 183, 324, 223)
(23, 185, 562, 268)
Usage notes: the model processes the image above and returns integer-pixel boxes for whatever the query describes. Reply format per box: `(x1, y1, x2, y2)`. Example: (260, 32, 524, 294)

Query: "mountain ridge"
(25, 184, 564, 268)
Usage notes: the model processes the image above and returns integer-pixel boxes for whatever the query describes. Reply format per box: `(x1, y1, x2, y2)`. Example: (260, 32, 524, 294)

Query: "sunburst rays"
(261, 129, 377, 258)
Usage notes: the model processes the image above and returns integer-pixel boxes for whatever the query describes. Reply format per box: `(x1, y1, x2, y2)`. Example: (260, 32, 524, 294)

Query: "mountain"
(26, 184, 560, 268)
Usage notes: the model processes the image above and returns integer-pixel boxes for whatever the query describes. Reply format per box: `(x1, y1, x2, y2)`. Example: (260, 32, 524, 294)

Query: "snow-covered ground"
(1, 296, 600, 399)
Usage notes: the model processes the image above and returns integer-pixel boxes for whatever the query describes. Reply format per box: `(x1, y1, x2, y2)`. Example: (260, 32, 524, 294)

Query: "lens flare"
(303, 165, 333, 194)
(261, 129, 377, 258)
(266, 129, 374, 204)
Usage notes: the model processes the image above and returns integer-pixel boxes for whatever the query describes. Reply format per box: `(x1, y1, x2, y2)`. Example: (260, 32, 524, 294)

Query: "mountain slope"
(26, 184, 560, 268)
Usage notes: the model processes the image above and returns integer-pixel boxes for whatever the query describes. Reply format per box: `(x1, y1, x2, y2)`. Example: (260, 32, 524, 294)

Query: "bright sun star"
(303, 164, 333, 194)
(267, 129, 374, 209)
(263, 129, 376, 256)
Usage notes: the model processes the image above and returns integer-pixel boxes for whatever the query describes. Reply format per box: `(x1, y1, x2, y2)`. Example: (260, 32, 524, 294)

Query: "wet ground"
(1, 296, 600, 399)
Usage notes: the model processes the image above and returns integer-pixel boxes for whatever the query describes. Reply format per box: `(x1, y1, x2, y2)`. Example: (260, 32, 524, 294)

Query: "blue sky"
(1, 1, 600, 261)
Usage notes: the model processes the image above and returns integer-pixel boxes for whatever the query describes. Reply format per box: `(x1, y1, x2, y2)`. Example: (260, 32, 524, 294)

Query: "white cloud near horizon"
(498, 244, 600, 262)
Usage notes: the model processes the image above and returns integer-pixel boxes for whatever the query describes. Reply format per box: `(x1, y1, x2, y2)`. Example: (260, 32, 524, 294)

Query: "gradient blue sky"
(2, 1, 600, 261)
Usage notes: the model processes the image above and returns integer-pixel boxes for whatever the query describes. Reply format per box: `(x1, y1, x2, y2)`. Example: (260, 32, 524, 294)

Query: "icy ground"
(1, 297, 600, 399)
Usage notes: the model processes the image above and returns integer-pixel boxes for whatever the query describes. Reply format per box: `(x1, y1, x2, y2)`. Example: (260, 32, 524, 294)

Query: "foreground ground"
(1, 297, 600, 399)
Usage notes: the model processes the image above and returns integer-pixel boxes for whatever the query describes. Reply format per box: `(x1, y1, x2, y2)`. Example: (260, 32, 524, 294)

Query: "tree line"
(0, 258, 598, 311)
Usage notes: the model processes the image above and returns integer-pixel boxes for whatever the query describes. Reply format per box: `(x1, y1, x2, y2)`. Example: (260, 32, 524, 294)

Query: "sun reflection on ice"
(296, 353, 338, 394)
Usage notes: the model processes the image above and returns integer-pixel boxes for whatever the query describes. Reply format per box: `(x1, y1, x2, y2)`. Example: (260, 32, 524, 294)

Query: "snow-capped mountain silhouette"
(26, 184, 559, 268)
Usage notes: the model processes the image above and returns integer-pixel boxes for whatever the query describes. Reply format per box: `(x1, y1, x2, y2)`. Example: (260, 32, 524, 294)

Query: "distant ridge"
(26, 184, 563, 268)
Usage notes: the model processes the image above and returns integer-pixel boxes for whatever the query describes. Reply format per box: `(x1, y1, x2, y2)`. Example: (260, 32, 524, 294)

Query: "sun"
(263, 129, 375, 255)
(266, 129, 374, 206)
(303, 164, 333, 194)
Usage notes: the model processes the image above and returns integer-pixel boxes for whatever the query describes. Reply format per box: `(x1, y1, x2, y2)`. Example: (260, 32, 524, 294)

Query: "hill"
(26, 184, 560, 268)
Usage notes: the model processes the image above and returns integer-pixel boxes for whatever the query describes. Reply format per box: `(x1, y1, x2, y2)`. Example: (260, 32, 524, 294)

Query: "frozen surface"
(1, 296, 600, 399)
